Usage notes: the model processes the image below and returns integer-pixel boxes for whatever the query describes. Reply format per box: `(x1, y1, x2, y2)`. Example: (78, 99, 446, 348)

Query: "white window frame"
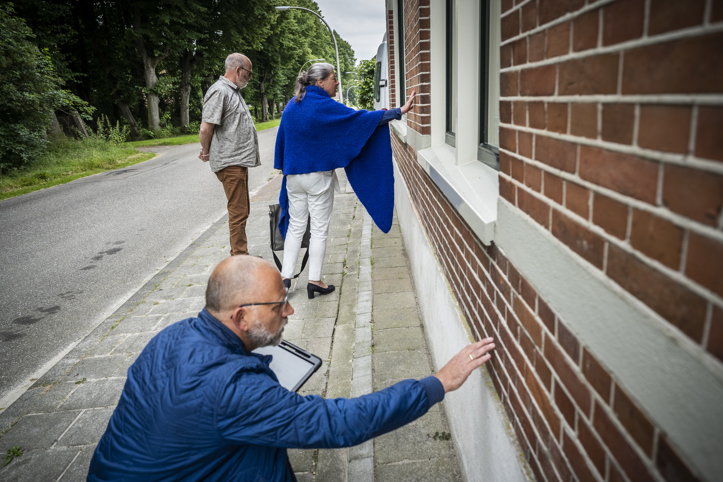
(420, 0, 499, 245)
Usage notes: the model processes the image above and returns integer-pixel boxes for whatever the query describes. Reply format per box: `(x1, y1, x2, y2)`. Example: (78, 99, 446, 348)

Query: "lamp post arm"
(298, 58, 324, 78)
(278, 6, 343, 103)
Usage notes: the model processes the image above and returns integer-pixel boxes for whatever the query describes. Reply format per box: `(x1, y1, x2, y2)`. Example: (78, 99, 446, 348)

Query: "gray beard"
(247, 319, 285, 348)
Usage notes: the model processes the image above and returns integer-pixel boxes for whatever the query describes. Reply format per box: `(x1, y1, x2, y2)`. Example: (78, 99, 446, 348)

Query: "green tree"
(249, 0, 317, 122)
(122, 0, 206, 133)
(18, 0, 153, 138)
(356, 58, 375, 111)
(335, 36, 356, 102)
(76, 0, 145, 138)
(253, 0, 357, 121)
(11, 0, 356, 140)
(175, 0, 274, 130)
(0, 4, 90, 172)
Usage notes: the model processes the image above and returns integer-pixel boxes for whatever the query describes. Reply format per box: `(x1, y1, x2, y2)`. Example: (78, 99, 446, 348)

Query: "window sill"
(390, 119, 407, 144)
(416, 144, 498, 245)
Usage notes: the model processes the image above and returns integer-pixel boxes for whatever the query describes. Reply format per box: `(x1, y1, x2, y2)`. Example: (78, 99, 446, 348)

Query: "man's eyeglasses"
(238, 66, 252, 77)
(238, 292, 288, 311)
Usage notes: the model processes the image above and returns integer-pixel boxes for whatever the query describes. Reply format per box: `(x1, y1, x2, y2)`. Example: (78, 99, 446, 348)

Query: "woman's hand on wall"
(400, 88, 416, 115)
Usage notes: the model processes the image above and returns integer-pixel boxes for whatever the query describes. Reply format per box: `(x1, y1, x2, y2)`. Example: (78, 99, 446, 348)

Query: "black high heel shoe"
(283, 278, 291, 290)
(307, 282, 335, 299)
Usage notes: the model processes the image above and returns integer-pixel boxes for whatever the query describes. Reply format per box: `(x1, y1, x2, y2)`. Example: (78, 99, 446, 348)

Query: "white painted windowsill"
(390, 118, 407, 143)
(390, 119, 498, 245)
(416, 144, 498, 246)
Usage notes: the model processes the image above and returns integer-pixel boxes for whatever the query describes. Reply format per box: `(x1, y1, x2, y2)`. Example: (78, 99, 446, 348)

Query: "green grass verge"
(127, 135, 199, 148)
(254, 117, 282, 131)
(127, 118, 282, 148)
(0, 137, 155, 201)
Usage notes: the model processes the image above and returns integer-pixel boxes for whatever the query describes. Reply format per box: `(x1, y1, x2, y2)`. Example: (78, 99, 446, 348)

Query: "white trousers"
(281, 171, 336, 281)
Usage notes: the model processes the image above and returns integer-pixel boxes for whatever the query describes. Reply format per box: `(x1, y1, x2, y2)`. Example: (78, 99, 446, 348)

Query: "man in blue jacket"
(88, 256, 495, 481)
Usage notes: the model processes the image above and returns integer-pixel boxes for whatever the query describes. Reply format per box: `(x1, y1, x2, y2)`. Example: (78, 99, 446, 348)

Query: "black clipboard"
(253, 340, 322, 392)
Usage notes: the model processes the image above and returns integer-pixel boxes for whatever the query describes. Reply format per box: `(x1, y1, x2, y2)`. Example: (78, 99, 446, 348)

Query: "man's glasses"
(239, 66, 252, 77)
(238, 292, 288, 311)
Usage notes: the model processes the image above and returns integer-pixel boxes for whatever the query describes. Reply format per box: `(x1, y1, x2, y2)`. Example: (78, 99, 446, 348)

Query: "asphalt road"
(0, 127, 279, 403)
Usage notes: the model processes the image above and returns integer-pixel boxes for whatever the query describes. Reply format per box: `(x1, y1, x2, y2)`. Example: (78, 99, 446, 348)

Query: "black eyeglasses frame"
(237, 292, 288, 310)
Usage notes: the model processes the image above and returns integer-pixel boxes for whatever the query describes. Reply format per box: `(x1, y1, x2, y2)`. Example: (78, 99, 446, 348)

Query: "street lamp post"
(298, 58, 325, 78)
(276, 6, 343, 103)
(345, 72, 357, 106)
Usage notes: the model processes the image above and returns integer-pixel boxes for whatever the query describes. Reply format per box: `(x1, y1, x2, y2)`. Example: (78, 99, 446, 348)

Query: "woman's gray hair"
(295, 62, 335, 102)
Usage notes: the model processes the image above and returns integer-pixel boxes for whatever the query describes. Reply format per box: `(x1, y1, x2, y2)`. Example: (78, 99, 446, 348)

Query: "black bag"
(269, 204, 310, 282)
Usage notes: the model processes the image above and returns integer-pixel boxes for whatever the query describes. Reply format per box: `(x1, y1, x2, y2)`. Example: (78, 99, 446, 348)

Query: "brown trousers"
(215, 166, 249, 256)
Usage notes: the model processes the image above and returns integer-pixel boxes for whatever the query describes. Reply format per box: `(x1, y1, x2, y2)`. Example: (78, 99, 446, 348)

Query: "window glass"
(374, 61, 382, 102)
(478, 0, 501, 169)
(446, 0, 457, 142)
(397, 0, 406, 107)
(486, 0, 501, 148)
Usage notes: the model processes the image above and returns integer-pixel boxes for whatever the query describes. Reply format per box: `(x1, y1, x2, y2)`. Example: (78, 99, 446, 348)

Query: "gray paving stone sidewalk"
(0, 170, 461, 481)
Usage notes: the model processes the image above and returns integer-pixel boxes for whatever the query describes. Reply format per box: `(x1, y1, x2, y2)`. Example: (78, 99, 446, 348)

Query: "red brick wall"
(389, 1, 430, 127)
(401, 1, 430, 133)
(388, 9, 396, 107)
(498, 0, 723, 359)
(389, 0, 721, 481)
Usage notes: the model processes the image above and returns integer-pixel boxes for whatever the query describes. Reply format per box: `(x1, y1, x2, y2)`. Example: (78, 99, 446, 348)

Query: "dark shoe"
(307, 282, 335, 299)
(283, 278, 291, 290)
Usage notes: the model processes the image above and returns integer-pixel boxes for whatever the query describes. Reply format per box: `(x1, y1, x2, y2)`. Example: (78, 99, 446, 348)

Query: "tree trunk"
(117, 101, 141, 139)
(260, 77, 269, 123)
(260, 69, 276, 123)
(73, 113, 90, 138)
(179, 49, 194, 130)
(133, 6, 167, 133)
(48, 112, 63, 137)
(142, 55, 162, 132)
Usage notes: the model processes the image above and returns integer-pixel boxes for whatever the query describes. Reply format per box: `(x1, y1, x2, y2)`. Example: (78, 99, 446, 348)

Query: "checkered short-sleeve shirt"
(202, 76, 260, 172)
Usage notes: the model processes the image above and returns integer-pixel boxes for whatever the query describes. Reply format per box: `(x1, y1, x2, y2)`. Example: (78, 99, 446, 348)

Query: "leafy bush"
(356, 59, 376, 111)
(138, 128, 156, 140)
(92, 115, 129, 145)
(0, 4, 91, 173)
(160, 124, 181, 139)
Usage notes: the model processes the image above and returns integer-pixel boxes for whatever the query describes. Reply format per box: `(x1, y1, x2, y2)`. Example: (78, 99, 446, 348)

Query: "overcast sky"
(313, 0, 387, 64)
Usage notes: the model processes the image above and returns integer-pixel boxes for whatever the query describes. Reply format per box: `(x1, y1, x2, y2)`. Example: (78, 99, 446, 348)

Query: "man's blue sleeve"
(216, 371, 444, 449)
(418, 376, 445, 405)
(377, 108, 402, 126)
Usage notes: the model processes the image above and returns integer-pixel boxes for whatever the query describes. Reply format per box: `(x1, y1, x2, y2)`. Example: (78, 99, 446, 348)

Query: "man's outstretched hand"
(434, 337, 495, 393)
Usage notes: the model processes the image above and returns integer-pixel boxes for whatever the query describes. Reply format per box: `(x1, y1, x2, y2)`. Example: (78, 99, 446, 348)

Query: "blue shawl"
(274, 85, 394, 237)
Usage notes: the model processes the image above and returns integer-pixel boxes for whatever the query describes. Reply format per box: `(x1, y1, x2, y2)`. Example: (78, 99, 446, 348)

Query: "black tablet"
(253, 340, 323, 392)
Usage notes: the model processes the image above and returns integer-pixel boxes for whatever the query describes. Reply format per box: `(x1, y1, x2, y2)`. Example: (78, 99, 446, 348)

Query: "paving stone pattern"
(0, 171, 461, 481)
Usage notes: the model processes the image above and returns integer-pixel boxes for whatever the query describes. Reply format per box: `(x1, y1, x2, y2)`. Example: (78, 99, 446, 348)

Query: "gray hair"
(295, 62, 335, 102)
(225, 53, 248, 72)
(205, 256, 265, 313)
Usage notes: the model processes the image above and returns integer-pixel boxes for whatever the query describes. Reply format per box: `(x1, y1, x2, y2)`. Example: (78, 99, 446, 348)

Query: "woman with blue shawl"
(274, 63, 415, 299)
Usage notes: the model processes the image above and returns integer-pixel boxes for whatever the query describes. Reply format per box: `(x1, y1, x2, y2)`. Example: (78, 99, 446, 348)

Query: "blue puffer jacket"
(88, 309, 444, 481)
